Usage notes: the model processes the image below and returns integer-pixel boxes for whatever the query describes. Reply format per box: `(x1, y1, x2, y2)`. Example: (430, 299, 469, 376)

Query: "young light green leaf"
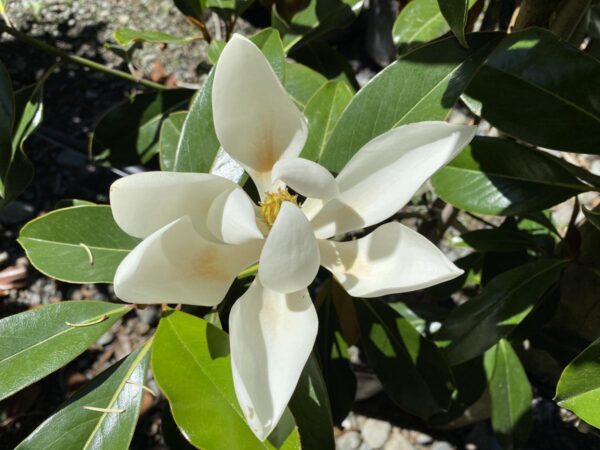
(437, 0, 472, 47)
(288, 353, 335, 450)
(16, 339, 151, 450)
(250, 28, 286, 80)
(556, 336, 600, 429)
(207, 39, 226, 64)
(466, 27, 600, 154)
(354, 298, 454, 418)
(393, 0, 475, 52)
(18, 206, 140, 283)
(431, 137, 592, 216)
(284, 62, 327, 108)
(89, 89, 192, 165)
(159, 111, 187, 171)
(320, 32, 503, 172)
(484, 340, 532, 450)
(437, 259, 568, 365)
(152, 310, 301, 450)
(114, 28, 197, 45)
(301, 80, 353, 162)
(0, 301, 131, 401)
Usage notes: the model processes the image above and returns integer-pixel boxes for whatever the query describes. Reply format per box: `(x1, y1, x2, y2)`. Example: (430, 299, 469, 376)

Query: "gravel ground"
(0, 1, 599, 449)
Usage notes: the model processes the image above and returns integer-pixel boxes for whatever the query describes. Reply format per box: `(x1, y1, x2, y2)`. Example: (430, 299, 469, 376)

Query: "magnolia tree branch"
(0, 23, 168, 91)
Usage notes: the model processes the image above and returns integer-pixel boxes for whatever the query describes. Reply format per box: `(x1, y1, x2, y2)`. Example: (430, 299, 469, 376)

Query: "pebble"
(384, 432, 414, 450)
(415, 433, 433, 445)
(431, 442, 453, 450)
(336, 431, 362, 450)
(361, 418, 392, 449)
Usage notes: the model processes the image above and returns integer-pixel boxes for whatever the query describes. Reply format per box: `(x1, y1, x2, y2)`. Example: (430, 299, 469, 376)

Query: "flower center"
(259, 188, 299, 227)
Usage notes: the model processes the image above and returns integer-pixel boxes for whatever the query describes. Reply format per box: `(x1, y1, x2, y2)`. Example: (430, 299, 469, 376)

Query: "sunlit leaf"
(114, 28, 196, 45)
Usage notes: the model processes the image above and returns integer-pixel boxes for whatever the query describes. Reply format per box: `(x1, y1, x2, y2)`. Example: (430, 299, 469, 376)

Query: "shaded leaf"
(466, 27, 600, 154)
(437, 259, 567, 365)
(320, 32, 503, 172)
(152, 310, 301, 450)
(293, 43, 358, 90)
(354, 298, 454, 418)
(431, 137, 592, 216)
(173, 0, 204, 19)
(582, 206, 600, 232)
(90, 89, 192, 165)
(289, 353, 335, 450)
(0, 301, 131, 401)
(460, 228, 554, 253)
(159, 111, 187, 171)
(484, 340, 532, 450)
(437, 0, 472, 47)
(18, 206, 140, 284)
(16, 340, 151, 450)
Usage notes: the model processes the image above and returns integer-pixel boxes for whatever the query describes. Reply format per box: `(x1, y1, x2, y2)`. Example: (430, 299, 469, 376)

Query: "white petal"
(229, 279, 317, 440)
(114, 216, 261, 306)
(212, 34, 308, 195)
(110, 171, 239, 239)
(258, 202, 319, 293)
(271, 158, 339, 199)
(310, 122, 476, 238)
(319, 222, 463, 297)
(207, 188, 264, 244)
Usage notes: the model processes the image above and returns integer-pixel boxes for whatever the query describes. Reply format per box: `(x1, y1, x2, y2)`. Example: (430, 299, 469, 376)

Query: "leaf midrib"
(19, 236, 134, 253)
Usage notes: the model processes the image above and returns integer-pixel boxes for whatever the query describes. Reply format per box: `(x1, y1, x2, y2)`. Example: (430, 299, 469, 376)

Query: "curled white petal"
(310, 122, 476, 238)
(319, 222, 463, 297)
(212, 34, 308, 195)
(271, 157, 339, 199)
(110, 171, 238, 239)
(258, 202, 319, 294)
(207, 189, 264, 244)
(229, 279, 318, 440)
(114, 216, 261, 306)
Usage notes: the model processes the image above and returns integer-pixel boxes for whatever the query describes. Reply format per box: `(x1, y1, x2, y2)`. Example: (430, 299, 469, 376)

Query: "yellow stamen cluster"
(260, 189, 299, 227)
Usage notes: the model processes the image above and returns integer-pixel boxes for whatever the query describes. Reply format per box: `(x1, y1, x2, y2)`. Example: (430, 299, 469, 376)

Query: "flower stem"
(0, 23, 167, 91)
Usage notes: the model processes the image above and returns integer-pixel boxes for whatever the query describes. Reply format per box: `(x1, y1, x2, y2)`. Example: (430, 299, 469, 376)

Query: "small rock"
(337, 431, 362, 450)
(361, 419, 391, 449)
(384, 432, 414, 450)
(431, 441, 453, 450)
(414, 433, 433, 445)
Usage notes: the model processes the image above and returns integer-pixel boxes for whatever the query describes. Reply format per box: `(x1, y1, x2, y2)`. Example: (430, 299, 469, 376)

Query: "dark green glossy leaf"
(173, 0, 204, 19)
(392, 0, 475, 52)
(437, 0, 472, 47)
(114, 28, 196, 45)
(1, 65, 51, 207)
(466, 27, 600, 154)
(172, 29, 284, 176)
(438, 259, 568, 365)
(460, 228, 553, 253)
(556, 336, 600, 428)
(289, 353, 335, 450)
(18, 206, 140, 283)
(152, 310, 301, 450)
(159, 111, 187, 171)
(284, 62, 327, 108)
(293, 43, 358, 90)
(273, 0, 363, 51)
(354, 298, 454, 418)
(90, 89, 192, 165)
(301, 80, 353, 161)
(320, 32, 503, 172)
(484, 340, 532, 450)
(0, 301, 131, 401)
(431, 137, 592, 216)
(16, 339, 151, 450)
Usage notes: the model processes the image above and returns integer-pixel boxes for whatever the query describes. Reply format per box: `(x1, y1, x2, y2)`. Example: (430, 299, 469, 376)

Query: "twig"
(0, 23, 167, 91)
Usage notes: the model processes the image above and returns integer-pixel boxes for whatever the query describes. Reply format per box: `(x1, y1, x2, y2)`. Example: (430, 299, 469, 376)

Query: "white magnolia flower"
(110, 34, 475, 440)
